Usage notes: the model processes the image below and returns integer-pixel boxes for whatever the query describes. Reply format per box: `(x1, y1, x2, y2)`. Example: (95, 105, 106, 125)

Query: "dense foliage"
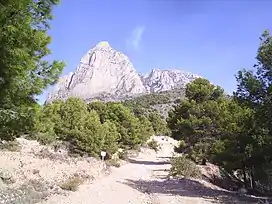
(123, 89, 185, 111)
(168, 30, 272, 193)
(169, 156, 201, 178)
(0, 0, 65, 140)
(123, 93, 170, 108)
(33, 99, 168, 157)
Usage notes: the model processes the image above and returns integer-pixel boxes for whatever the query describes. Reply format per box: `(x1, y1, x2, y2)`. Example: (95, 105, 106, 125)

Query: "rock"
(238, 187, 248, 194)
(46, 41, 146, 103)
(0, 169, 15, 185)
(142, 68, 200, 92)
(0, 169, 12, 180)
(46, 41, 200, 103)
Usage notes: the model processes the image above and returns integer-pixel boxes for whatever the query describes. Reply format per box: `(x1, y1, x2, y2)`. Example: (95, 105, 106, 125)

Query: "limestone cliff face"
(47, 41, 146, 103)
(46, 42, 200, 103)
(142, 68, 200, 92)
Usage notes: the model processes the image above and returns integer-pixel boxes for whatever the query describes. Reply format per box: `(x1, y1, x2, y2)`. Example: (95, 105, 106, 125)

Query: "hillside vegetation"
(167, 31, 272, 193)
(32, 99, 169, 157)
(123, 88, 185, 108)
(123, 88, 185, 119)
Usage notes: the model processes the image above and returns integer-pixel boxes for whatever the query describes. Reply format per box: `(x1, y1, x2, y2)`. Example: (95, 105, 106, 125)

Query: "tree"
(167, 78, 255, 169)
(167, 79, 227, 163)
(138, 116, 155, 141)
(169, 31, 272, 191)
(59, 98, 88, 131)
(87, 101, 107, 123)
(185, 78, 224, 103)
(105, 103, 145, 148)
(34, 98, 122, 157)
(32, 100, 64, 144)
(100, 120, 120, 157)
(148, 111, 169, 135)
(0, 0, 65, 140)
(234, 30, 272, 190)
(66, 109, 104, 156)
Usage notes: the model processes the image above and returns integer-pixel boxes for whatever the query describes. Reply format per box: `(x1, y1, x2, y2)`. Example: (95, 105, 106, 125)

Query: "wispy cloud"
(126, 26, 145, 51)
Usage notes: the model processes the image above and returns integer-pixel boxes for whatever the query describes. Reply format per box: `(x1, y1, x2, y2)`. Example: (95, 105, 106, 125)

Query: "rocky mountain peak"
(143, 68, 200, 92)
(46, 43, 201, 103)
(95, 41, 110, 48)
(46, 42, 146, 103)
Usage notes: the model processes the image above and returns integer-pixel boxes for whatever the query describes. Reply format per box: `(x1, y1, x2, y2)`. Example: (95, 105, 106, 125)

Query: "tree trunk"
(242, 164, 247, 188)
(250, 166, 256, 189)
(201, 158, 207, 165)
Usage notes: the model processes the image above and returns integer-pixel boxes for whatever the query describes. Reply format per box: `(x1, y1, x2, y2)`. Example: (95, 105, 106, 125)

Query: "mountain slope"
(46, 42, 200, 103)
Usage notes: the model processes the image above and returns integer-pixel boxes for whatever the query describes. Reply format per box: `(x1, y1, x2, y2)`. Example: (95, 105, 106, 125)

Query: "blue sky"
(40, 0, 272, 103)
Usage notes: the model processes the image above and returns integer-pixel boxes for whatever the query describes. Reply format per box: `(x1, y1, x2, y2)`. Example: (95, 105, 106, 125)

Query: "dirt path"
(41, 137, 266, 204)
(41, 141, 170, 203)
(41, 137, 209, 204)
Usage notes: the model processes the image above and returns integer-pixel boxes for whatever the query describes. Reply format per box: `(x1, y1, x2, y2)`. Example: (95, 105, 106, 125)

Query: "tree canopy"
(167, 30, 272, 192)
(0, 0, 65, 140)
(33, 99, 161, 156)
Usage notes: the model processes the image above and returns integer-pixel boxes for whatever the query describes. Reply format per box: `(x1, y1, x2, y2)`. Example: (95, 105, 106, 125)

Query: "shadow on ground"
(127, 158, 170, 165)
(157, 156, 172, 159)
(121, 178, 270, 204)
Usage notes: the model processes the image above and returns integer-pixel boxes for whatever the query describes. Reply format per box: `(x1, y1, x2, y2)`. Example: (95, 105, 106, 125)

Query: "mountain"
(46, 41, 200, 103)
(142, 68, 199, 92)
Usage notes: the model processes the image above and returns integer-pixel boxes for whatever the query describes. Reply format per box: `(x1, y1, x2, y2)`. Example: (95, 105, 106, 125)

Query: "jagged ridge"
(46, 41, 200, 103)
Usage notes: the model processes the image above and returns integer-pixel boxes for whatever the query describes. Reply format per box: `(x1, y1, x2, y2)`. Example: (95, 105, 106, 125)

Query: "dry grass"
(59, 176, 84, 191)
(0, 140, 21, 152)
(105, 158, 121, 168)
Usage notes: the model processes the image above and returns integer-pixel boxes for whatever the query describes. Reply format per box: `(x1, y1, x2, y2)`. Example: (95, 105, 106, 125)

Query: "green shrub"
(169, 156, 201, 178)
(117, 150, 129, 160)
(59, 176, 84, 191)
(105, 158, 121, 168)
(0, 140, 21, 152)
(29, 132, 57, 145)
(147, 139, 160, 152)
(34, 98, 156, 157)
(174, 140, 186, 153)
(133, 144, 142, 152)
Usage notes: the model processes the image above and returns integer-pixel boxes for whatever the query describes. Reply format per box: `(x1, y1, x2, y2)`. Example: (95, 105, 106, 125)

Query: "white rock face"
(142, 68, 200, 92)
(46, 42, 200, 103)
(47, 41, 146, 103)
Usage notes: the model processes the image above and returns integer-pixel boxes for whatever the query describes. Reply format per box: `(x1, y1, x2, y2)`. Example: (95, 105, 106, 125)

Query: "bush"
(105, 158, 121, 168)
(0, 140, 21, 152)
(0, 168, 15, 184)
(174, 140, 186, 153)
(169, 156, 201, 178)
(59, 176, 84, 191)
(34, 98, 156, 157)
(29, 132, 57, 145)
(133, 144, 142, 152)
(147, 139, 160, 152)
(117, 150, 129, 160)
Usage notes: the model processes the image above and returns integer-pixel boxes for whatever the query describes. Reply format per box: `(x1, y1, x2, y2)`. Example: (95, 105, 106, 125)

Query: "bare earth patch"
(0, 138, 110, 204)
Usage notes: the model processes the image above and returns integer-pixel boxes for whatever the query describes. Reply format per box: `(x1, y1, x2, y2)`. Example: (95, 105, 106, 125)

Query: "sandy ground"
(40, 137, 221, 204)
(41, 136, 269, 204)
(1, 137, 267, 204)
